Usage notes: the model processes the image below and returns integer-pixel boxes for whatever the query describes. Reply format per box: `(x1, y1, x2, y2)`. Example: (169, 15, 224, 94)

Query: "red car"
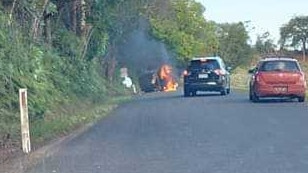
(249, 57, 306, 102)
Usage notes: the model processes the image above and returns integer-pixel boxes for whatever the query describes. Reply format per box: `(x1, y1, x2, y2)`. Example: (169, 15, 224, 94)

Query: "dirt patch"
(0, 147, 20, 165)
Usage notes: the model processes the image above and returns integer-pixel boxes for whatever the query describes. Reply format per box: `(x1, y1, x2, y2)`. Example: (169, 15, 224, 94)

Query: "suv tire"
(226, 82, 231, 94)
(220, 88, 227, 96)
(226, 88, 230, 94)
(192, 90, 197, 96)
(298, 96, 305, 102)
(184, 87, 191, 97)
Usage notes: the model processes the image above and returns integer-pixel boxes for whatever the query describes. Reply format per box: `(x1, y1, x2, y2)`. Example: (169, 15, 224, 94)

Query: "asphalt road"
(25, 90, 308, 173)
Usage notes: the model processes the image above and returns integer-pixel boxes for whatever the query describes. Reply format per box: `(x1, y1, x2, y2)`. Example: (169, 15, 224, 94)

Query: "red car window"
(259, 60, 299, 72)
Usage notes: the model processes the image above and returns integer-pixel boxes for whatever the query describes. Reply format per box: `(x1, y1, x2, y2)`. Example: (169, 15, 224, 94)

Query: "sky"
(195, 0, 308, 44)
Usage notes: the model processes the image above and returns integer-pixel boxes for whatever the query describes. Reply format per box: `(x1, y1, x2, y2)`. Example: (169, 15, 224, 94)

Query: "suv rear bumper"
(184, 82, 225, 92)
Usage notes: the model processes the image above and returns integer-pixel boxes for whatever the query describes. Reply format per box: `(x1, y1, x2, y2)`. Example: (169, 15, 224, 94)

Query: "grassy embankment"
(0, 91, 132, 162)
(30, 95, 132, 147)
(0, 11, 134, 163)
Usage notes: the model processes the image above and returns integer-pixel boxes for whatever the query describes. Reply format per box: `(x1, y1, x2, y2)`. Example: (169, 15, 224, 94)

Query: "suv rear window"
(189, 59, 220, 70)
(259, 60, 300, 72)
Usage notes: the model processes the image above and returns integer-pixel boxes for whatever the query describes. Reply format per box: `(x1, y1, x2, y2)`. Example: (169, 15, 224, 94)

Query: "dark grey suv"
(183, 56, 231, 97)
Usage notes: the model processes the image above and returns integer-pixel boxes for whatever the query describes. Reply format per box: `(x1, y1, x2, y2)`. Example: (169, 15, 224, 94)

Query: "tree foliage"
(255, 32, 276, 55)
(216, 22, 252, 68)
(148, 0, 219, 63)
(280, 16, 308, 61)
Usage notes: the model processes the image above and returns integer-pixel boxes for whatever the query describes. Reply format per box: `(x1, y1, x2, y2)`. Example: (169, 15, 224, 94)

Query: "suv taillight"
(183, 70, 191, 76)
(214, 69, 225, 75)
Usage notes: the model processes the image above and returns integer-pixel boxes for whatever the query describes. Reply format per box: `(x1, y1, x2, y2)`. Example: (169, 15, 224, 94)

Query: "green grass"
(300, 61, 308, 76)
(230, 67, 250, 91)
(299, 61, 308, 99)
(30, 95, 132, 147)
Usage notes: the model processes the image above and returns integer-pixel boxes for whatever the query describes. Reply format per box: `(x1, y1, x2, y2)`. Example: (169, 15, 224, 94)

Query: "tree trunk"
(43, 11, 52, 47)
(32, 17, 40, 39)
(79, 0, 86, 36)
(303, 39, 306, 62)
(8, 0, 17, 25)
(71, 0, 78, 33)
(103, 45, 117, 81)
(32, 0, 49, 40)
(80, 25, 93, 59)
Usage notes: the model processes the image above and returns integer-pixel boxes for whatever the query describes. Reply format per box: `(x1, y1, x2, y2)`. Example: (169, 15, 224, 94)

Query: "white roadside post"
(19, 89, 31, 154)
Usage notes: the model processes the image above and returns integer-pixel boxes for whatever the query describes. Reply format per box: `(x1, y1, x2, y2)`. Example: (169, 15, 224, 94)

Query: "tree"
(216, 22, 252, 68)
(149, 0, 218, 63)
(280, 16, 308, 61)
(88, 0, 146, 80)
(255, 32, 276, 55)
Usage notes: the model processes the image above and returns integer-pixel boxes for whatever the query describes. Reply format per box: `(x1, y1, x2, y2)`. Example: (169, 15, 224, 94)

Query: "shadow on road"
(251, 98, 301, 104)
(131, 90, 304, 105)
(185, 92, 223, 97)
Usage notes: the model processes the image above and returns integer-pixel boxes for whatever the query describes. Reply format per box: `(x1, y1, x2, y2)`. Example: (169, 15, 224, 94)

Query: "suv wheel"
(184, 86, 191, 97)
(298, 96, 305, 102)
(191, 90, 197, 96)
(226, 88, 230, 94)
(220, 88, 227, 96)
(226, 82, 231, 94)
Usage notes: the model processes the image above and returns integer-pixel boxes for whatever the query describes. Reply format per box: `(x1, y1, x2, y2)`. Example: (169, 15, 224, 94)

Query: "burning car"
(138, 64, 178, 92)
(157, 64, 178, 92)
(138, 70, 159, 92)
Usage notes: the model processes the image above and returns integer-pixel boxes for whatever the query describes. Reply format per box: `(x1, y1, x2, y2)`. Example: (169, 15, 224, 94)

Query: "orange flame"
(158, 64, 178, 92)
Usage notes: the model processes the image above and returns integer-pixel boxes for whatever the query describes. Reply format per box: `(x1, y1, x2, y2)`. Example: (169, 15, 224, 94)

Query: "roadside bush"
(0, 12, 122, 149)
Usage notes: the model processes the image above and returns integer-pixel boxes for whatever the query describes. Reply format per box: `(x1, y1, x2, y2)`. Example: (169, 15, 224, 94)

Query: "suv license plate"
(198, 74, 208, 79)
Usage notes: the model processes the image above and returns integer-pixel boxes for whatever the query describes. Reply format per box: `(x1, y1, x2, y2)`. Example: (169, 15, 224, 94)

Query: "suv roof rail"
(192, 56, 221, 60)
